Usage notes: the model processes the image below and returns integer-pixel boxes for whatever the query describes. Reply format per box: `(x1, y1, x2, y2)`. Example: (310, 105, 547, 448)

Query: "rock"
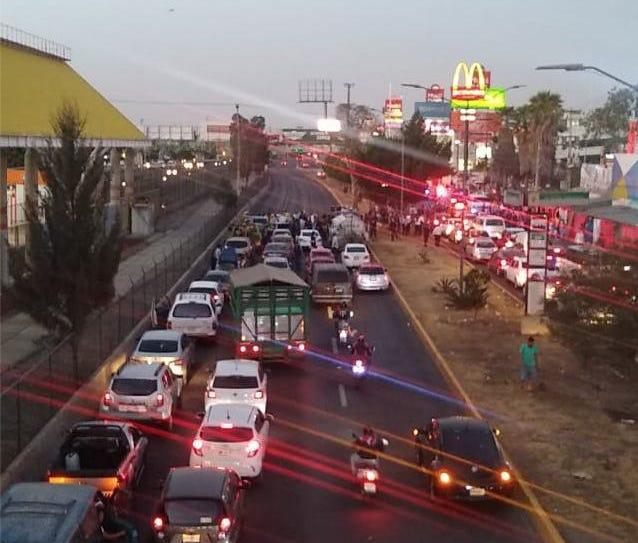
(571, 471, 593, 481)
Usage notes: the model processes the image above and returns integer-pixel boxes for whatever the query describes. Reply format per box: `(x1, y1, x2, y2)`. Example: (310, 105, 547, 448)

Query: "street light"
(454, 201, 466, 293)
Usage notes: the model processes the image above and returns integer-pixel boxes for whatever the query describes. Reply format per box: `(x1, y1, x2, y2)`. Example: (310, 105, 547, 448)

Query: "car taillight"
(438, 470, 452, 485)
(103, 392, 113, 406)
(246, 439, 260, 457)
(500, 469, 512, 483)
(152, 516, 165, 532)
(207, 388, 216, 399)
(167, 321, 172, 329)
(500, 259, 507, 268)
(156, 393, 164, 407)
(365, 470, 378, 482)
(297, 342, 305, 351)
(219, 517, 231, 533)
(254, 390, 264, 400)
(213, 294, 220, 302)
(252, 344, 260, 353)
(192, 437, 204, 456)
(355, 359, 363, 366)
(239, 345, 247, 353)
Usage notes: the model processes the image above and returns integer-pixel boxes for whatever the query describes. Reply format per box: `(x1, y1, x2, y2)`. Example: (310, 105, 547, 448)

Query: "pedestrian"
(422, 222, 431, 247)
(213, 245, 221, 269)
(432, 221, 443, 246)
(390, 218, 397, 241)
(519, 336, 539, 391)
(331, 233, 340, 256)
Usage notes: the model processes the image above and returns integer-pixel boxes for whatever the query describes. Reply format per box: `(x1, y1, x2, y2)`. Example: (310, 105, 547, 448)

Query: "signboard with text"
(426, 84, 445, 102)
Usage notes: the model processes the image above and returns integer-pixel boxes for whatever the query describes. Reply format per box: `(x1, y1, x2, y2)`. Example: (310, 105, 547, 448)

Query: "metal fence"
(0, 175, 260, 472)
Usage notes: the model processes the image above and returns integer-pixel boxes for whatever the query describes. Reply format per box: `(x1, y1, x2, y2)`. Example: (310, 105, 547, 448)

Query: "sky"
(2, 0, 636, 131)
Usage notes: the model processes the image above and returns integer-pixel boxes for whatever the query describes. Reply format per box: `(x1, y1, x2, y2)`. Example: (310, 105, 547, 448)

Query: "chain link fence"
(0, 174, 261, 472)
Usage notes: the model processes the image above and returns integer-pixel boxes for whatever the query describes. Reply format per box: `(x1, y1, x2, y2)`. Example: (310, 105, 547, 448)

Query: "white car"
(224, 237, 252, 259)
(205, 359, 267, 414)
(272, 228, 292, 238)
(100, 362, 179, 430)
(129, 329, 194, 384)
(472, 215, 506, 240)
(263, 256, 290, 270)
(465, 237, 498, 261)
(168, 293, 218, 338)
(341, 243, 370, 268)
(188, 280, 224, 315)
(504, 256, 558, 288)
(296, 229, 323, 250)
(190, 404, 271, 479)
(355, 263, 389, 291)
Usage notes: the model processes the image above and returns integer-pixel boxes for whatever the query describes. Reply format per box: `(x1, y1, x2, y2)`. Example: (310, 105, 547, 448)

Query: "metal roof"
(230, 264, 308, 289)
(0, 40, 146, 148)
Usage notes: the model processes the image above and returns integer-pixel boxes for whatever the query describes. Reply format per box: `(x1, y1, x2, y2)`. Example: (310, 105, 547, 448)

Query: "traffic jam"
(7, 204, 524, 543)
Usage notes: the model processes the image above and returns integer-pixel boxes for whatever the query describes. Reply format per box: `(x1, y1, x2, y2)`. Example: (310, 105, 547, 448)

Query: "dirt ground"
(319, 176, 638, 543)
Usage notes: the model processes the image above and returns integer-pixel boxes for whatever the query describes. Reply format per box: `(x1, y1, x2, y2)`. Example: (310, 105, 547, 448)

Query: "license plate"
(363, 482, 377, 493)
(469, 487, 486, 497)
(120, 405, 146, 413)
(334, 287, 344, 293)
(183, 535, 200, 543)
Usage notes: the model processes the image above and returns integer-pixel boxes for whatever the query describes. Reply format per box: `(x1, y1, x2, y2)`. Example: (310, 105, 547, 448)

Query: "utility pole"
(400, 127, 405, 215)
(235, 104, 241, 197)
(463, 118, 470, 192)
(344, 82, 355, 128)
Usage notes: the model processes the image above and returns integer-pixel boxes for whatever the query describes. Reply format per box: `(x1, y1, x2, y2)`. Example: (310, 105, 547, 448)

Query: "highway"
(130, 164, 543, 542)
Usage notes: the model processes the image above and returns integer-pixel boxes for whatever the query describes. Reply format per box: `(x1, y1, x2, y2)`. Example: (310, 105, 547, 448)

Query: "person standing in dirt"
(389, 216, 397, 241)
(519, 336, 540, 391)
(422, 222, 431, 247)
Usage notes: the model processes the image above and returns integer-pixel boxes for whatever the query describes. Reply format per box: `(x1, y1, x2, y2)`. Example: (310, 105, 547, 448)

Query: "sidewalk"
(317, 175, 638, 543)
(0, 196, 222, 371)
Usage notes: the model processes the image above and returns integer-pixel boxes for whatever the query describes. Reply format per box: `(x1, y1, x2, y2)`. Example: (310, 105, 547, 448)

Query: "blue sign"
(414, 101, 450, 120)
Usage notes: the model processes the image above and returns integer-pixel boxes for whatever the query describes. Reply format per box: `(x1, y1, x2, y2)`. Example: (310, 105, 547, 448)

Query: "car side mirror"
(196, 411, 206, 419)
(266, 414, 275, 423)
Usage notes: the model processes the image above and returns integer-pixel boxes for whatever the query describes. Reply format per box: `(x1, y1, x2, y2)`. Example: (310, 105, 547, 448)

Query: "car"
(472, 215, 506, 240)
(224, 237, 252, 259)
(263, 241, 293, 262)
(355, 263, 389, 291)
(413, 416, 515, 500)
(305, 256, 335, 281)
(464, 237, 498, 261)
(316, 170, 326, 178)
(190, 404, 272, 479)
(296, 229, 323, 250)
(130, 329, 194, 384)
(504, 255, 558, 288)
(308, 247, 334, 263)
(152, 467, 247, 543)
(487, 248, 525, 276)
(205, 359, 267, 414)
(311, 263, 352, 304)
(280, 160, 288, 166)
(100, 362, 179, 430)
(341, 243, 371, 268)
(188, 280, 224, 315)
(203, 269, 231, 300)
(247, 214, 269, 232)
(271, 227, 292, 238)
(168, 292, 218, 338)
(263, 255, 290, 269)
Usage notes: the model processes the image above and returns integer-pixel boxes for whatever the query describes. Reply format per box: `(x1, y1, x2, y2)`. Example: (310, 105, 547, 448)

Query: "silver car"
(355, 263, 389, 291)
(130, 329, 194, 384)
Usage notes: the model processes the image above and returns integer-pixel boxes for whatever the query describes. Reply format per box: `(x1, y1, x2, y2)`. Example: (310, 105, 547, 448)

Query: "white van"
(472, 215, 506, 240)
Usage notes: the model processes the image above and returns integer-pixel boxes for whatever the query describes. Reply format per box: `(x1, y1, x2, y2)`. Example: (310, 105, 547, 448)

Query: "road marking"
(338, 384, 348, 408)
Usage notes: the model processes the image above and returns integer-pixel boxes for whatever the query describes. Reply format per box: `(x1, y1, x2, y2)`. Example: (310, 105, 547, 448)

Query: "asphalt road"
(130, 164, 543, 543)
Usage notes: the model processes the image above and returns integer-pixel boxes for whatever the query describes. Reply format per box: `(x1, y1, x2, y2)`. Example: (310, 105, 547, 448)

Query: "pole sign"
(451, 62, 487, 101)
(426, 84, 445, 102)
(526, 215, 548, 316)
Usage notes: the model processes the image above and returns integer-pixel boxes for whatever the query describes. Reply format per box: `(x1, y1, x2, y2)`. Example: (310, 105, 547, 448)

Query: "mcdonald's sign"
(451, 62, 488, 101)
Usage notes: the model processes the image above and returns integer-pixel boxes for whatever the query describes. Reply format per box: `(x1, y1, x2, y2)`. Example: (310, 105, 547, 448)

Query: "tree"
(9, 102, 122, 378)
(527, 91, 564, 187)
(584, 88, 636, 149)
(490, 124, 519, 186)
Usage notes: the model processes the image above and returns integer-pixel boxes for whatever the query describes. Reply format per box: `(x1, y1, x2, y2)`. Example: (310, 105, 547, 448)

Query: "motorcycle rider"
(333, 301, 351, 332)
(352, 334, 373, 358)
(350, 426, 382, 475)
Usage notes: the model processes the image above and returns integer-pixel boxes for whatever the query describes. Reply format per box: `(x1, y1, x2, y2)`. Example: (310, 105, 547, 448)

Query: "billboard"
(451, 87, 506, 111)
(426, 84, 445, 102)
(451, 62, 488, 101)
(415, 101, 450, 120)
(384, 97, 403, 130)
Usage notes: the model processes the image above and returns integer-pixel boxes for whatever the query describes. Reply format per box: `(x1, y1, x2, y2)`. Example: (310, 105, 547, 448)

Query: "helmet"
(357, 335, 365, 342)
(363, 426, 374, 436)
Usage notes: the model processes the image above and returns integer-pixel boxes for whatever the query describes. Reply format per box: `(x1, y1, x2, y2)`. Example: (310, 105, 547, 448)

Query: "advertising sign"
(426, 84, 445, 102)
(451, 87, 506, 111)
(530, 215, 548, 231)
(384, 97, 403, 130)
(529, 231, 547, 249)
(414, 101, 450, 120)
(526, 280, 546, 316)
(528, 248, 547, 267)
(451, 62, 487, 101)
(504, 189, 523, 207)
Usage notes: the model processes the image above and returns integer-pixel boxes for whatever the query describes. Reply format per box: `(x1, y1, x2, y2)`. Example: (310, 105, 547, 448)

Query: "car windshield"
(252, 218, 268, 225)
(272, 236, 291, 243)
(265, 243, 288, 252)
(190, 287, 217, 296)
(477, 241, 495, 248)
(112, 378, 157, 396)
(173, 303, 212, 318)
(226, 240, 248, 249)
(265, 260, 288, 269)
(138, 339, 178, 353)
(213, 375, 259, 389)
(442, 426, 499, 466)
(347, 246, 366, 253)
(165, 499, 222, 526)
(485, 219, 504, 226)
(200, 426, 253, 443)
(361, 267, 384, 275)
(316, 269, 349, 283)
(301, 230, 315, 236)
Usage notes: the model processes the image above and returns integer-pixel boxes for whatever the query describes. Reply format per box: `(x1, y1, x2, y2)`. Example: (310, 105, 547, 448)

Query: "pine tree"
(9, 102, 122, 379)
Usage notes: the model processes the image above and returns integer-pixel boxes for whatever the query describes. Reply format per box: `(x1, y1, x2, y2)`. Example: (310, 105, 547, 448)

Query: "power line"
(110, 98, 261, 107)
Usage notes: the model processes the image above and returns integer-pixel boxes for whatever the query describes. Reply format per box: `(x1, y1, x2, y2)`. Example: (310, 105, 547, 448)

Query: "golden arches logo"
(451, 62, 486, 100)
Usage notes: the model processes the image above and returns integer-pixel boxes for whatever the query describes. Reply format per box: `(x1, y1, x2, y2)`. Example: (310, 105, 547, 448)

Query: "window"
(477, 241, 496, 249)
(226, 239, 249, 249)
(441, 427, 499, 465)
(346, 246, 366, 253)
(189, 287, 215, 296)
(486, 219, 504, 227)
(316, 269, 349, 283)
(213, 375, 259, 389)
(112, 378, 157, 396)
(200, 426, 253, 442)
(173, 303, 212, 318)
(138, 340, 178, 353)
(361, 267, 384, 275)
(254, 411, 265, 433)
(165, 499, 222, 526)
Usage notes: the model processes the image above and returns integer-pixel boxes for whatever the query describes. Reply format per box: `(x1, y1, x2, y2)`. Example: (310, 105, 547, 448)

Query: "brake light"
(246, 439, 260, 457)
(213, 294, 220, 302)
(254, 390, 264, 400)
(500, 470, 512, 483)
(239, 345, 247, 353)
(438, 470, 452, 485)
(156, 393, 164, 407)
(500, 259, 507, 268)
(219, 517, 231, 532)
(117, 472, 126, 486)
(355, 359, 363, 367)
(192, 437, 203, 456)
(252, 344, 260, 353)
(365, 470, 378, 482)
(103, 392, 113, 406)
(152, 516, 164, 531)
(221, 422, 234, 429)
(297, 342, 305, 351)
(207, 388, 216, 399)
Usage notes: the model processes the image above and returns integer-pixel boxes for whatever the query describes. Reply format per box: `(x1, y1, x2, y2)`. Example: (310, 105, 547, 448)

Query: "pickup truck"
(47, 421, 147, 505)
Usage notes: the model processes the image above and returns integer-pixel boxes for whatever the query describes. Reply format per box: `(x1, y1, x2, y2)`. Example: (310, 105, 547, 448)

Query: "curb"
(316, 176, 566, 543)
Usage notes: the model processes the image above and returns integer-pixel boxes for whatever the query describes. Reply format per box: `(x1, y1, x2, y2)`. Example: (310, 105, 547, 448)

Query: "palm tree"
(526, 92, 563, 188)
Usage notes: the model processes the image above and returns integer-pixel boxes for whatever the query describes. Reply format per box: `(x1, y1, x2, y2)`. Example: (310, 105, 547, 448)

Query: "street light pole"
(235, 104, 241, 197)
(400, 126, 405, 215)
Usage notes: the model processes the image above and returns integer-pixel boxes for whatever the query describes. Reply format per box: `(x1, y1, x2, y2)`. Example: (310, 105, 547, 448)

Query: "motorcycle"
(348, 346, 374, 386)
(350, 434, 389, 496)
(337, 319, 354, 346)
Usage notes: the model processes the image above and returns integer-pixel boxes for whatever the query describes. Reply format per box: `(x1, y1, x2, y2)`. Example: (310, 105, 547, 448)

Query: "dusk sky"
(2, 0, 636, 130)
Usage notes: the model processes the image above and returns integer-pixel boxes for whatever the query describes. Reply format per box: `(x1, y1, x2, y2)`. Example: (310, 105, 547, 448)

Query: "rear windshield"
(265, 243, 288, 252)
(173, 303, 212, 318)
(360, 267, 384, 275)
(138, 340, 178, 353)
(226, 239, 249, 249)
(112, 378, 157, 396)
(165, 499, 222, 526)
(265, 260, 288, 269)
(201, 427, 253, 442)
(205, 272, 229, 283)
(346, 246, 366, 253)
(213, 375, 259, 389)
(316, 269, 349, 283)
(477, 241, 495, 249)
(301, 230, 316, 236)
(272, 236, 291, 243)
(189, 287, 218, 296)
(485, 219, 504, 226)
(442, 427, 499, 465)
(252, 218, 268, 225)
